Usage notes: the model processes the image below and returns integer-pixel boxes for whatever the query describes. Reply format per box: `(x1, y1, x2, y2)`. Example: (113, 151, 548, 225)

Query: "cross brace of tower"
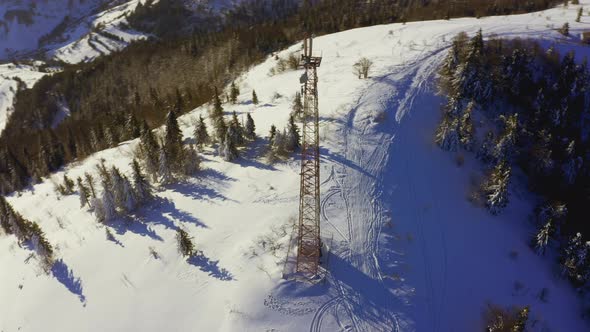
(295, 36, 323, 278)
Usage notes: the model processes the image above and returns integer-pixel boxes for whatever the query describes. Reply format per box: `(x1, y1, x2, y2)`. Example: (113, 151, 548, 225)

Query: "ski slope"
(2, 2, 590, 331)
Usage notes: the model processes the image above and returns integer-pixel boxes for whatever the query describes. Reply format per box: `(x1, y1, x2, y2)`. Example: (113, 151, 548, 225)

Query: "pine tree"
(269, 125, 277, 145)
(435, 114, 460, 151)
(230, 82, 240, 104)
(561, 232, 588, 282)
(272, 129, 285, 155)
(194, 115, 210, 149)
(158, 146, 174, 184)
(478, 131, 496, 164)
(125, 113, 141, 139)
(101, 180, 117, 222)
(562, 140, 582, 185)
(77, 177, 90, 208)
(484, 160, 511, 215)
(164, 110, 183, 170)
(84, 172, 97, 199)
(494, 114, 518, 161)
(176, 228, 195, 257)
(29, 221, 54, 272)
(292, 92, 303, 118)
(0, 196, 10, 234)
(132, 159, 152, 203)
(559, 22, 570, 36)
(222, 127, 239, 162)
(110, 166, 125, 210)
(121, 176, 137, 213)
(139, 121, 160, 182)
(245, 113, 256, 140)
(63, 174, 75, 195)
(512, 306, 529, 332)
(182, 144, 200, 175)
(285, 115, 301, 152)
(230, 111, 245, 146)
(93, 197, 106, 223)
(533, 220, 554, 255)
(6, 206, 30, 244)
(577, 7, 583, 22)
(459, 101, 475, 151)
(252, 89, 259, 105)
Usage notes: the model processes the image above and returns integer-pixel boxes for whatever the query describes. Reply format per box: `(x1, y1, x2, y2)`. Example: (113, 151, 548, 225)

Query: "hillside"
(2, 1, 590, 332)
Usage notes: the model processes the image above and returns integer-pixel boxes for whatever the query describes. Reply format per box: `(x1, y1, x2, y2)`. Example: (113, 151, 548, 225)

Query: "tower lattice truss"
(296, 37, 322, 278)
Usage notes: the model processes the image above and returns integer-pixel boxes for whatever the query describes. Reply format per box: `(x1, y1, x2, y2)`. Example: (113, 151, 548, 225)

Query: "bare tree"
(353, 57, 374, 79)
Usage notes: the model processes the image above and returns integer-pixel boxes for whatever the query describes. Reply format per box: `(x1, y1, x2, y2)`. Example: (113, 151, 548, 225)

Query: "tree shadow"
(52, 259, 86, 305)
(319, 147, 374, 179)
(187, 251, 234, 281)
(237, 137, 277, 171)
(136, 196, 208, 229)
(109, 216, 163, 241)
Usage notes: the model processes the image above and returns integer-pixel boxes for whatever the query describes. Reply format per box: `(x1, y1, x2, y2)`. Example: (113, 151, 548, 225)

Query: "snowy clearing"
(2, 1, 590, 331)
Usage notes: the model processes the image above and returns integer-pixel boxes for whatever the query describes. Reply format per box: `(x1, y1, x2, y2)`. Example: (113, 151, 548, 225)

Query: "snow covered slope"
(2, 1, 590, 331)
(0, 62, 47, 132)
(0, 0, 151, 63)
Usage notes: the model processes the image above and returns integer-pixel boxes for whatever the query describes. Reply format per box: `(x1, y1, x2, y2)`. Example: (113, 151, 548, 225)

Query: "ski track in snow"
(4, 2, 590, 331)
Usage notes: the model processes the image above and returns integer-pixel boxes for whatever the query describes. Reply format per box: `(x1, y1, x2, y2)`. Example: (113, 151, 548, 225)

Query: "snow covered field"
(2, 1, 590, 331)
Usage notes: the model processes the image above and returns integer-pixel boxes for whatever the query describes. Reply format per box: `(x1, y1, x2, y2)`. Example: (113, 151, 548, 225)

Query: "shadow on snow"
(52, 259, 86, 305)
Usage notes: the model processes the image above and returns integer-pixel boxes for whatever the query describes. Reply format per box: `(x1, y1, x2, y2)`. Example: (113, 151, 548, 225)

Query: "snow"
(0, 0, 149, 63)
(0, 63, 47, 133)
(3, 1, 590, 331)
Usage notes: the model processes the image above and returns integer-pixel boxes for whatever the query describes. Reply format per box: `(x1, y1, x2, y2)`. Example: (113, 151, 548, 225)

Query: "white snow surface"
(0, 0, 149, 63)
(0, 63, 47, 132)
(2, 2, 590, 331)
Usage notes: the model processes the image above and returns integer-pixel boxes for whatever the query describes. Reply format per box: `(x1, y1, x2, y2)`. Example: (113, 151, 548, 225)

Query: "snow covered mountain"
(2, 1, 590, 331)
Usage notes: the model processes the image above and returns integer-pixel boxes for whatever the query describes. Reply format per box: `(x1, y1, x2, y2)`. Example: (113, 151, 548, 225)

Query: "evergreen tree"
(0, 196, 10, 234)
(125, 113, 141, 139)
(484, 160, 511, 215)
(533, 220, 554, 255)
(494, 114, 518, 161)
(252, 90, 259, 105)
(194, 115, 210, 149)
(459, 102, 475, 151)
(561, 232, 588, 282)
(577, 7, 583, 22)
(292, 92, 303, 117)
(182, 144, 200, 175)
(101, 180, 117, 222)
(512, 306, 529, 332)
(272, 129, 285, 155)
(269, 124, 277, 145)
(110, 166, 125, 210)
(435, 114, 460, 151)
(245, 113, 256, 140)
(222, 127, 239, 162)
(29, 221, 54, 272)
(164, 110, 183, 170)
(121, 176, 137, 213)
(230, 81, 240, 104)
(285, 115, 301, 152)
(561, 140, 582, 185)
(176, 228, 195, 257)
(63, 174, 75, 195)
(132, 159, 152, 203)
(230, 111, 245, 146)
(559, 22, 570, 36)
(77, 177, 90, 208)
(84, 172, 97, 199)
(158, 146, 174, 184)
(139, 121, 160, 181)
(93, 197, 106, 223)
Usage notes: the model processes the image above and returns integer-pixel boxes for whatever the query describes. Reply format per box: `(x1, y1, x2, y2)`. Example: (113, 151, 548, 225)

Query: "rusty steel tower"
(295, 36, 322, 277)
